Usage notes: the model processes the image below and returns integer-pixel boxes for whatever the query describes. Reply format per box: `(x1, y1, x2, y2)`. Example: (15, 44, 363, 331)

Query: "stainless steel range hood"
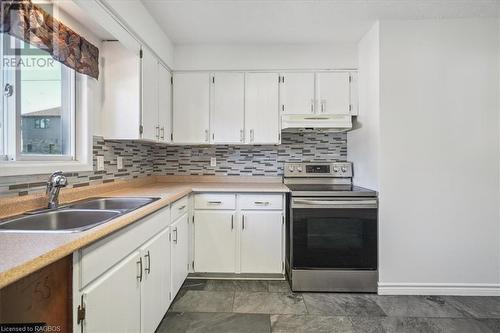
(281, 114, 352, 132)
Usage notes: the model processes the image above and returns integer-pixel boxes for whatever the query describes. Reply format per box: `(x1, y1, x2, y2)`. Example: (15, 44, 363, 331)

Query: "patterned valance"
(1, 0, 99, 79)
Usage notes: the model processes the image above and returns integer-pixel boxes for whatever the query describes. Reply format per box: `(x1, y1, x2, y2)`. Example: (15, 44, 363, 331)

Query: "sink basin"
(0, 209, 121, 233)
(67, 197, 159, 211)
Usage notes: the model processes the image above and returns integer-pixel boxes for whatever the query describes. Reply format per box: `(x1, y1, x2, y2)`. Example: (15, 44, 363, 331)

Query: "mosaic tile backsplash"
(154, 131, 347, 176)
(0, 131, 347, 197)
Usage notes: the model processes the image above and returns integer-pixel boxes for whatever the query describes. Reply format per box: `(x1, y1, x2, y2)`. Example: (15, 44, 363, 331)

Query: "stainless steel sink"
(0, 209, 121, 233)
(67, 197, 159, 211)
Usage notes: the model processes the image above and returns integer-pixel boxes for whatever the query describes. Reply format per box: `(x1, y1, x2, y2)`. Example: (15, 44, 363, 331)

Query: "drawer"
(194, 193, 236, 210)
(79, 205, 170, 289)
(239, 194, 283, 210)
(171, 196, 188, 221)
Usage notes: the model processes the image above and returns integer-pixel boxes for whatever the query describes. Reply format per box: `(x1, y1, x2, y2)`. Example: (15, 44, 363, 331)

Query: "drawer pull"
(231, 214, 234, 230)
(207, 201, 222, 204)
(178, 205, 186, 210)
(242, 214, 245, 230)
(173, 227, 178, 243)
(254, 201, 270, 205)
(144, 251, 151, 274)
(137, 257, 143, 282)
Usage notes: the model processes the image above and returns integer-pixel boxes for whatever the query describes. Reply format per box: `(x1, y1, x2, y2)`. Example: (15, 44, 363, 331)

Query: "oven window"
(292, 208, 377, 270)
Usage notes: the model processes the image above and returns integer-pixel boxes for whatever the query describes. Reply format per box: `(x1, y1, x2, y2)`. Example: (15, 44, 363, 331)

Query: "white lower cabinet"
(140, 228, 171, 333)
(79, 250, 142, 333)
(194, 211, 236, 273)
(193, 193, 284, 274)
(240, 211, 283, 274)
(171, 213, 189, 296)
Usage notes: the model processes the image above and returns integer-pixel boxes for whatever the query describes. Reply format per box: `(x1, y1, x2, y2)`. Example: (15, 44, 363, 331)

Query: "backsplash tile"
(154, 131, 347, 176)
(0, 131, 347, 197)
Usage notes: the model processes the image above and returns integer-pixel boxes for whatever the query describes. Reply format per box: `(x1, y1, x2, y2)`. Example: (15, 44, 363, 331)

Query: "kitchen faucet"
(46, 171, 68, 209)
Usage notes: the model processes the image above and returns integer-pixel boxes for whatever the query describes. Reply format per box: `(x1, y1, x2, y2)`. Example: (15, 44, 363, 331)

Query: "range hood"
(281, 114, 352, 132)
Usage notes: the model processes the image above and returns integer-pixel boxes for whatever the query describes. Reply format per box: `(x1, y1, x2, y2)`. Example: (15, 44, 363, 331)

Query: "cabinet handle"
(160, 127, 165, 140)
(321, 100, 326, 113)
(178, 205, 186, 210)
(144, 251, 151, 274)
(155, 126, 160, 139)
(207, 201, 222, 205)
(311, 99, 315, 113)
(205, 129, 209, 142)
(254, 201, 270, 206)
(242, 214, 245, 230)
(137, 257, 143, 282)
(231, 214, 234, 230)
(240, 129, 244, 142)
(173, 227, 178, 243)
(250, 129, 254, 142)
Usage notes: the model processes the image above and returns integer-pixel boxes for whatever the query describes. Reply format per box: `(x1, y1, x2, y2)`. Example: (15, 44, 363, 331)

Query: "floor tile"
(303, 293, 386, 317)
(372, 295, 470, 318)
(181, 279, 208, 291)
(171, 290, 234, 313)
(481, 318, 500, 332)
(444, 296, 500, 318)
(233, 291, 307, 315)
(268, 280, 291, 293)
(271, 314, 353, 333)
(205, 279, 268, 292)
(158, 312, 271, 333)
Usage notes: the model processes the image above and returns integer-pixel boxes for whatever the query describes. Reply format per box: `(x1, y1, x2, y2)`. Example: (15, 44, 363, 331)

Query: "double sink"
(0, 197, 159, 233)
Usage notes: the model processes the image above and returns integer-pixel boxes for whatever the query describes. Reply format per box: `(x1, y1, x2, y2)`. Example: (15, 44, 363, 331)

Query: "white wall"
(174, 43, 357, 70)
(104, 0, 175, 68)
(348, 22, 380, 191)
(377, 18, 500, 295)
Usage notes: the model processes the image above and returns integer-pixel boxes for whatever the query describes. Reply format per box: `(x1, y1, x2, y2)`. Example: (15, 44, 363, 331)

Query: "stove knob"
(297, 167, 303, 172)
(288, 166, 294, 172)
(333, 168, 339, 173)
(341, 167, 347, 173)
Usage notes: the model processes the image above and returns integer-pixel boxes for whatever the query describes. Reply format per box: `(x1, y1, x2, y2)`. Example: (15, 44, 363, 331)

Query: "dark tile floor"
(156, 279, 500, 333)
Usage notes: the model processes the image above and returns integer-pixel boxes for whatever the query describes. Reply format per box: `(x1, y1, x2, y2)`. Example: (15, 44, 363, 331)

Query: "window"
(1, 33, 75, 161)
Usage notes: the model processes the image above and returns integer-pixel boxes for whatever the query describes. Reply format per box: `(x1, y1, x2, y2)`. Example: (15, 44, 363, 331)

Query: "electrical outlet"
(117, 156, 123, 170)
(96, 156, 104, 171)
(210, 157, 216, 167)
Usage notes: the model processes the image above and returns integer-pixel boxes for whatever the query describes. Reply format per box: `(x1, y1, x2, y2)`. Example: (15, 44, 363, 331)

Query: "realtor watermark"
(3, 56, 55, 69)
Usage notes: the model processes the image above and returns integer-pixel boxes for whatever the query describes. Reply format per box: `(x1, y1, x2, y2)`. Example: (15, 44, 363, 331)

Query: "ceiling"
(141, 0, 500, 45)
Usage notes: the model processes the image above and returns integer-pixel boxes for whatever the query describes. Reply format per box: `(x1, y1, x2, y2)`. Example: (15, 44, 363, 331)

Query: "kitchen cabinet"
(193, 193, 284, 275)
(171, 213, 189, 297)
(140, 228, 171, 333)
(194, 211, 236, 273)
(212, 72, 245, 144)
(100, 42, 172, 142)
(240, 211, 283, 274)
(79, 251, 142, 333)
(317, 72, 351, 115)
(172, 72, 210, 144)
(280, 72, 316, 115)
(245, 73, 281, 144)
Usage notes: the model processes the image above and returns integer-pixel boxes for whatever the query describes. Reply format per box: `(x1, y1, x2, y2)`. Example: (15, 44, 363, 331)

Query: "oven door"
(291, 197, 378, 270)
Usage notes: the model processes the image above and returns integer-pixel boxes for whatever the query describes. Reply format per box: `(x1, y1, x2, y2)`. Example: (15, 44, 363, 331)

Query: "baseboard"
(378, 283, 500, 296)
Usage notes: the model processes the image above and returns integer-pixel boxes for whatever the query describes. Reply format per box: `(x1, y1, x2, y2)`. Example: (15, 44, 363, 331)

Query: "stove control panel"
(284, 162, 353, 178)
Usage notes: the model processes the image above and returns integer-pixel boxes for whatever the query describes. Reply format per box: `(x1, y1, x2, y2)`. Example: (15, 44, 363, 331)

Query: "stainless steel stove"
(284, 161, 378, 292)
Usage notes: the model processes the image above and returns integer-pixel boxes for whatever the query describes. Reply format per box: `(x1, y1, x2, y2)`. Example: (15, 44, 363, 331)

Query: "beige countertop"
(0, 177, 289, 289)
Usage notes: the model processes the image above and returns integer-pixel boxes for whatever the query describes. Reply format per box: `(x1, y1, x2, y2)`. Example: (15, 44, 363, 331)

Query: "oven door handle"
(292, 199, 378, 209)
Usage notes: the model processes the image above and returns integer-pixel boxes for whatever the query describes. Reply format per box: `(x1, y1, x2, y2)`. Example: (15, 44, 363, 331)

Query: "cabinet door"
(172, 72, 210, 144)
(194, 211, 236, 273)
(245, 73, 280, 144)
(281, 72, 315, 115)
(171, 214, 189, 296)
(317, 72, 351, 115)
(81, 251, 141, 333)
(212, 72, 245, 144)
(141, 48, 159, 141)
(158, 64, 172, 143)
(240, 211, 283, 274)
(140, 228, 171, 333)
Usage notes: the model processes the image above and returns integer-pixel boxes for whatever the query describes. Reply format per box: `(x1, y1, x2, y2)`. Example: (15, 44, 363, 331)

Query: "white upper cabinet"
(172, 72, 210, 144)
(245, 73, 280, 144)
(158, 64, 172, 143)
(212, 72, 245, 144)
(141, 47, 159, 141)
(280, 72, 316, 115)
(316, 72, 351, 115)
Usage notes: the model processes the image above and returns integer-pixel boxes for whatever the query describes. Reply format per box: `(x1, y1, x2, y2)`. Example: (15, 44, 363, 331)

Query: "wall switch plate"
(96, 156, 105, 171)
(210, 157, 216, 167)
(117, 156, 123, 170)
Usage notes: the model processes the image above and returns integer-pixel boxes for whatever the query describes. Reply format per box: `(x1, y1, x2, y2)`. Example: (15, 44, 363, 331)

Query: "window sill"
(0, 160, 93, 176)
